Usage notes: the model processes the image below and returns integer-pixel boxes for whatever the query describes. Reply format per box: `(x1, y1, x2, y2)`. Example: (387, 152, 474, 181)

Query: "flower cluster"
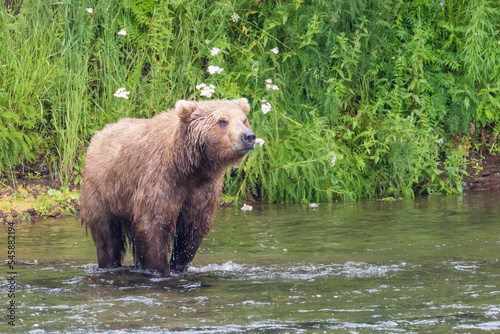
(231, 13, 240, 22)
(86, 8, 93, 14)
(271, 47, 279, 55)
(261, 100, 272, 114)
(331, 154, 337, 167)
(196, 83, 216, 98)
(255, 138, 265, 147)
(309, 203, 318, 208)
(114, 88, 130, 99)
(117, 29, 127, 36)
(207, 65, 224, 75)
(265, 79, 279, 91)
(210, 47, 220, 56)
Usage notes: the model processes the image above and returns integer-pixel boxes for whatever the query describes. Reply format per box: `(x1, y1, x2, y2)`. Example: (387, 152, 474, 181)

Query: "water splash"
(191, 261, 411, 280)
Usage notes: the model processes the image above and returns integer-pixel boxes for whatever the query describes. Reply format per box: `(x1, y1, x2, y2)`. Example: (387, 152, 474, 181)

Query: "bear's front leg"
(170, 185, 219, 274)
(170, 224, 210, 274)
(133, 215, 177, 276)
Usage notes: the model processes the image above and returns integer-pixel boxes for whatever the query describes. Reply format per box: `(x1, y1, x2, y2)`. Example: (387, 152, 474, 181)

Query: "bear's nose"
(242, 131, 256, 146)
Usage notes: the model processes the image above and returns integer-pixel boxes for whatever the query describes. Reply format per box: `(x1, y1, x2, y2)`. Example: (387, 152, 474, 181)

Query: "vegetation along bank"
(1, 0, 499, 220)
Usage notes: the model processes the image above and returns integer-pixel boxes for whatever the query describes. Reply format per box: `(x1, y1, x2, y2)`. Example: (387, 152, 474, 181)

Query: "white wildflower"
(271, 47, 279, 54)
(201, 85, 215, 97)
(231, 13, 240, 22)
(196, 83, 207, 90)
(114, 87, 130, 99)
(309, 203, 318, 208)
(255, 138, 265, 147)
(207, 65, 224, 75)
(210, 47, 221, 56)
(261, 100, 271, 114)
(86, 8, 93, 14)
(241, 204, 253, 211)
(200, 90, 213, 98)
(117, 29, 127, 36)
(197, 83, 216, 98)
(265, 79, 279, 91)
(331, 154, 337, 167)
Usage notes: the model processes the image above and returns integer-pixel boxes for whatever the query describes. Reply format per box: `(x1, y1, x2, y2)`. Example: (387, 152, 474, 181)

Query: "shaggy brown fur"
(80, 99, 255, 276)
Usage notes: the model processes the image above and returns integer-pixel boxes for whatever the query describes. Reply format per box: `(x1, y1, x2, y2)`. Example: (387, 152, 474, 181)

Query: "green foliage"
(226, 112, 360, 203)
(1, 0, 499, 202)
(0, 108, 36, 171)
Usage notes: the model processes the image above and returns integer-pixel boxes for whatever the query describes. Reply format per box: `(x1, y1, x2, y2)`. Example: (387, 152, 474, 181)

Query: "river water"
(2, 192, 500, 333)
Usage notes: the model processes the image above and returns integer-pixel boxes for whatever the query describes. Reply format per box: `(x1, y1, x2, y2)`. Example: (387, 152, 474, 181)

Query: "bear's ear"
(237, 98, 250, 115)
(175, 100, 198, 122)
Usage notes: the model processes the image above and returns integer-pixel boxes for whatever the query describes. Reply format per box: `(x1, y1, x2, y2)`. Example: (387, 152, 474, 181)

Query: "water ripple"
(191, 260, 412, 280)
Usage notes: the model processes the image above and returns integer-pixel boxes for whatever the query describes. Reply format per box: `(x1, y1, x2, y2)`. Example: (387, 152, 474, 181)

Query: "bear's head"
(175, 98, 255, 165)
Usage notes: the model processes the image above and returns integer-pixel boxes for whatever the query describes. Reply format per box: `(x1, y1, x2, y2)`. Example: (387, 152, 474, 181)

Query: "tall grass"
(1, 0, 499, 201)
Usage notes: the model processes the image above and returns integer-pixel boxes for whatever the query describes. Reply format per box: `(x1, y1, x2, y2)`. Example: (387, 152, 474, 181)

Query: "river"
(2, 192, 500, 333)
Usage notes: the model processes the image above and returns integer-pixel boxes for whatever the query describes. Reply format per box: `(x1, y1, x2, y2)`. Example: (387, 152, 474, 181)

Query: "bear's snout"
(241, 131, 256, 149)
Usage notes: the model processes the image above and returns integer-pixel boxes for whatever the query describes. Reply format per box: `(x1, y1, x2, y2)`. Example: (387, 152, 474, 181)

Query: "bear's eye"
(218, 119, 228, 127)
(243, 118, 248, 126)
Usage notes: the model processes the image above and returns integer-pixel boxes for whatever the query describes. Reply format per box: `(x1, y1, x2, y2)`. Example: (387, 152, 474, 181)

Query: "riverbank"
(0, 181, 79, 223)
(1, 153, 499, 223)
(0, 162, 80, 222)
(463, 154, 500, 192)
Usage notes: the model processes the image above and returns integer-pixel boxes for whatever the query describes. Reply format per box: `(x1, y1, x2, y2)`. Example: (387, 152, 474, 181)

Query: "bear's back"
(85, 118, 150, 177)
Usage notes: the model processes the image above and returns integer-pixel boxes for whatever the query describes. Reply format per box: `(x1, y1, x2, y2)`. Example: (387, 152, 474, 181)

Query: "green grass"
(1, 0, 499, 202)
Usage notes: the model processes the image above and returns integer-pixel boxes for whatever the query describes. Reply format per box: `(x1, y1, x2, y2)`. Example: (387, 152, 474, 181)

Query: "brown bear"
(80, 99, 255, 276)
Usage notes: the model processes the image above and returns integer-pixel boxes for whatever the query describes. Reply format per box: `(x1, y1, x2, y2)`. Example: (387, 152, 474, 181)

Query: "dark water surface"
(2, 192, 500, 333)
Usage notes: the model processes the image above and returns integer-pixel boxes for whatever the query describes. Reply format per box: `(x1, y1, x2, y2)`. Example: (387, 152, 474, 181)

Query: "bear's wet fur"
(80, 99, 255, 276)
